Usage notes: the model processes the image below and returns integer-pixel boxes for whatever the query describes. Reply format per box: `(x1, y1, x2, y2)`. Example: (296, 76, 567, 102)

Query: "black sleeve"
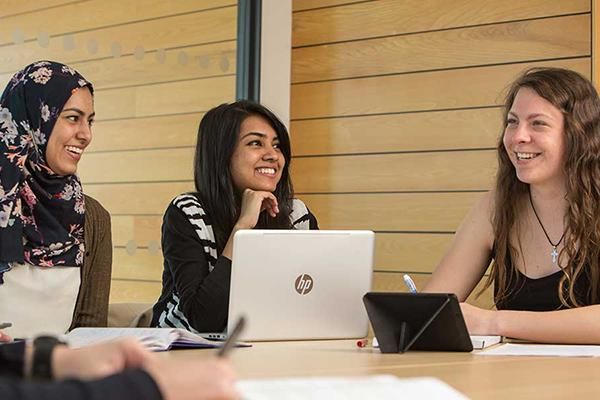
(0, 369, 162, 400)
(307, 208, 319, 230)
(162, 203, 231, 332)
(0, 341, 25, 378)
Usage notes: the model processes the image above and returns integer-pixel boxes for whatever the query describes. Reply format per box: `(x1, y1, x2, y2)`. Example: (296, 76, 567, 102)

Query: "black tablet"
(363, 292, 473, 353)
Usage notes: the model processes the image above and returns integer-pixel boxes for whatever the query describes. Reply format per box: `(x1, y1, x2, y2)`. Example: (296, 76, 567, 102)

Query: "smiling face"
(503, 87, 566, 189)
(45, 87, 95, 176)
(229, 115, 285, 193)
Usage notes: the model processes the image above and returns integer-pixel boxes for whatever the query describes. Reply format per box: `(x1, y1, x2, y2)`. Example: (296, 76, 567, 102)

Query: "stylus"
(403, 274, 418, 293)
(217, 315, 246, 357)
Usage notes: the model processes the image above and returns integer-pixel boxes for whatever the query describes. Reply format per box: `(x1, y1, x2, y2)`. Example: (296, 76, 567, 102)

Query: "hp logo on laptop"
(295, 274, 313, 295)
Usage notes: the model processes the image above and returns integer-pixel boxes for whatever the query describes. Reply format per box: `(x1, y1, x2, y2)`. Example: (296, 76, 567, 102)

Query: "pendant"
(551, 246, 559, 264)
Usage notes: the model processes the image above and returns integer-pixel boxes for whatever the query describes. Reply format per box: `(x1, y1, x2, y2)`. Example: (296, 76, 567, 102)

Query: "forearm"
(495, 304, 600, 344)
(178, 256, 231, 332)
(0, 369, 162, 400)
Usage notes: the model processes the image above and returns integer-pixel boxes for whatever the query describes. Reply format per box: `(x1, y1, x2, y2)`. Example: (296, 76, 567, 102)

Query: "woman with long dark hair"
(152, 101, 318, 332)
(425, 67, 600, 343)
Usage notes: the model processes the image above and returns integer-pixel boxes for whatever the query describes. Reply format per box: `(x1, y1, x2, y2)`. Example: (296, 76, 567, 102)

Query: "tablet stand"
(363, 292, 473, 353)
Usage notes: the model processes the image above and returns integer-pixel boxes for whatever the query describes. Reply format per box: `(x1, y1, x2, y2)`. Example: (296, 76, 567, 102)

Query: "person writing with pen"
(424, 68, 600, 344)
(0, 336, 239, 400)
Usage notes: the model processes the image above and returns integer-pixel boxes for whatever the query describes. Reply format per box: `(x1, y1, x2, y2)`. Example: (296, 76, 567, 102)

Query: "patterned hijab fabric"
(0, 61, 93, 267)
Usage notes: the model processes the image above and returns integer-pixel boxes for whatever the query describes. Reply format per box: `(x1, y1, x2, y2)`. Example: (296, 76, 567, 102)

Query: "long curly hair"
(483, 67, 600, 308)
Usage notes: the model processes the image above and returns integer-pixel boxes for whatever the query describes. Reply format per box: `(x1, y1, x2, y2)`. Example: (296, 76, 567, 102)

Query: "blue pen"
(403, 274, 418, 293)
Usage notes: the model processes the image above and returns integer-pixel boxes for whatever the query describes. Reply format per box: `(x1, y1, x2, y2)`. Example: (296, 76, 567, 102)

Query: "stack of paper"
(238, 375, 468, 400)
(64, 327, 226, 351)
(477, 343, 600, 357)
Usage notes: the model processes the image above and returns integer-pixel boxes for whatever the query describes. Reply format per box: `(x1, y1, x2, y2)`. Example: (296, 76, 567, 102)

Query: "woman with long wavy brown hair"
(424, 67, 600, 343)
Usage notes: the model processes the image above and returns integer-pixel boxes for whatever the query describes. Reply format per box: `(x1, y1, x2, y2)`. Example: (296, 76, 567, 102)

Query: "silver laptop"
(227, 229, 374, 341)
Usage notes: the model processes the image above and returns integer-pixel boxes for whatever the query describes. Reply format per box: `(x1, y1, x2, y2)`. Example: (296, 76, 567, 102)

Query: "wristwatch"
(31, 335, 65, 380)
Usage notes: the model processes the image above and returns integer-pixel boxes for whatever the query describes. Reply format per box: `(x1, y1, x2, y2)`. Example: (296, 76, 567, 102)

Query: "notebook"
(227, 229, 374, 341)
(477, 343, 600, 357)
(64, 327, 232, 351)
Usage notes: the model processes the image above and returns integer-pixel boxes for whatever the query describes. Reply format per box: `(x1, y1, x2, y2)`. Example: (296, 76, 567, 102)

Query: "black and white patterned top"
(151, 193, 318, 333)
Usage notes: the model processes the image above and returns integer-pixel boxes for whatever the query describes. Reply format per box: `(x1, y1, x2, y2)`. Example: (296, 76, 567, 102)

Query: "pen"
(403, 274, 418, 293)
(0, 322, 12, 329)
(356, 339, 368, 348)
(217, 315, 246, 357)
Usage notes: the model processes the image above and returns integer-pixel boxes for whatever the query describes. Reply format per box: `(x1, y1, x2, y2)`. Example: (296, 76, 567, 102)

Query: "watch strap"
(32, 335, 64, 380)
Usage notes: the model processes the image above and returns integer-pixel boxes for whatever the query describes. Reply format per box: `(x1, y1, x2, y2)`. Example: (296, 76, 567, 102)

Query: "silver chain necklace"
(528, 190, 566, 264)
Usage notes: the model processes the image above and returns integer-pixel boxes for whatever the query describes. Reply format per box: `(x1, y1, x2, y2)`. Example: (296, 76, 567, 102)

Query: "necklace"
(528, 190, 566, 264)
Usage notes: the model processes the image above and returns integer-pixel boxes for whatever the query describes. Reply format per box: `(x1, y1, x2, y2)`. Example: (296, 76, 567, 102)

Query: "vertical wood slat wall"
(0, 0, 238, 303)
(290, 0, 592, 306)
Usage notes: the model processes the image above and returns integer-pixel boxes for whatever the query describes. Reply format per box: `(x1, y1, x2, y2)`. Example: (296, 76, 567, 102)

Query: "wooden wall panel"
(111, 216, 163, 248)
(300, 192, 480, 232)
(112, 249, 164, 281)
(0, 0, 234, 45)
(292, 15, 590, 83)
(293, 0, 590, 47)
(0, 41, 236, 92)
(293, 150, 496, 193)
(375, 233, 453, 273)
(76, 42, 235, 89)
(291, 108, 502, 156)
(0, 6, 237, 73)
(110, 280, 162, 304)
(93, 75, 235, 120)
(291, 58, 590, 120)
(292, 0, 366, 12)
(0, 0, 76, 18)
(79, 148, 195, 183)
(84, 182, 195, 216)
(88, 113, 202, 152)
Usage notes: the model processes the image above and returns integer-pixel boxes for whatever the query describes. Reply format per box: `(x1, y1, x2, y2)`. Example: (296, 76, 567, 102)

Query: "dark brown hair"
(484, 67, 600, 307)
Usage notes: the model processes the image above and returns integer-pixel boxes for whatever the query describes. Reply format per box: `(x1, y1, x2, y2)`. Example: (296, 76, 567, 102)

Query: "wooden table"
(167, 340, 600, 399)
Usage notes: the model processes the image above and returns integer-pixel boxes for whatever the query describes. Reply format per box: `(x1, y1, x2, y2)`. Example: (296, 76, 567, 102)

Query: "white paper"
(477, 343, 600, 357)
(237, 375, 468, 400)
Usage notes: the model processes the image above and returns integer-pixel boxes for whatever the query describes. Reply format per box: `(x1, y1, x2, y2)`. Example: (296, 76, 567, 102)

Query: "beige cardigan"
(68, 195, 112, 329)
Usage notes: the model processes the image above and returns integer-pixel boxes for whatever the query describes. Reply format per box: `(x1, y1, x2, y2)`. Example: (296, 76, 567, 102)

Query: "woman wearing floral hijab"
(0, 61, 112, 340)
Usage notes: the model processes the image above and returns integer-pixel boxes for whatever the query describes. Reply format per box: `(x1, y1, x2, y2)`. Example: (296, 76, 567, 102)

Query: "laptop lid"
(228, 230, 374, 341)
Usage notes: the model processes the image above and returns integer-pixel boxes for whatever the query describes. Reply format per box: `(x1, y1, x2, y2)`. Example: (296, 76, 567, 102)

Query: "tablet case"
(363, 292, 473, 353)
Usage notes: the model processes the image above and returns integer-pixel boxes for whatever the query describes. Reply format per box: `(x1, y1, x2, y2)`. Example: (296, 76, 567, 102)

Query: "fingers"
(118, 338, 154, 369)
(238, 189, 280, 228)
(0, 330, 11, 343)
(260, 195, 279, 217)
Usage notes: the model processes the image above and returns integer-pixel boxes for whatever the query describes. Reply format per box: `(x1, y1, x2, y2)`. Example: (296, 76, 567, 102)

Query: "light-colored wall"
(261, 0, 292, 128)
(0, 0, 238, 303)
(290, 0, 591, 307)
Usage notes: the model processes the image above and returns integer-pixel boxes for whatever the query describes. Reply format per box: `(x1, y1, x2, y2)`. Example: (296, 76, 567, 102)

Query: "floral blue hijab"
(0, 61, 93, 268)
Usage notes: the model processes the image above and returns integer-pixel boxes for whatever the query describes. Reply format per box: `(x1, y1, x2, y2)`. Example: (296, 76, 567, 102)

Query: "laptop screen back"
(228, 230, 374, 341)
